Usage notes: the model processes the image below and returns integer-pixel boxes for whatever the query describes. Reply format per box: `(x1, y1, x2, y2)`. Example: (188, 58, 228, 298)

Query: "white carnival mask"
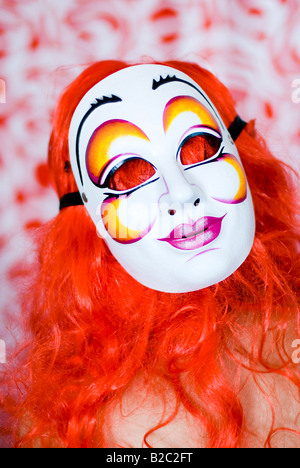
(68, 64, 256, 293)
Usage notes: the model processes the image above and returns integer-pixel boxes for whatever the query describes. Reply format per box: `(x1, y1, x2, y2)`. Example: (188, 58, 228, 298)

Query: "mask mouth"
(158, 215, 227, 251)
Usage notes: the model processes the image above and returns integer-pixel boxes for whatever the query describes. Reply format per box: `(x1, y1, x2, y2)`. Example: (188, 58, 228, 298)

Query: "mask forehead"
(70, 64, 223, 125)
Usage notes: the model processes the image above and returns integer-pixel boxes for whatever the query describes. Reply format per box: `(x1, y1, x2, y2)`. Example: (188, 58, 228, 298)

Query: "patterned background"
(0, 0, 299, 356)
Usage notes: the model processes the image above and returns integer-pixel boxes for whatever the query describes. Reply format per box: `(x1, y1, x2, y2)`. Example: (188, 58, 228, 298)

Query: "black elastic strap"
(59, 192, 84, 210)
(228, 115, 248, 141)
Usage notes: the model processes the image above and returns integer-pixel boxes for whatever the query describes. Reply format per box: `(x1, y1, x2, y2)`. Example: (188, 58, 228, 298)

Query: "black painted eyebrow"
(76, 95, 122, 185)
(152, 75, 224, 130)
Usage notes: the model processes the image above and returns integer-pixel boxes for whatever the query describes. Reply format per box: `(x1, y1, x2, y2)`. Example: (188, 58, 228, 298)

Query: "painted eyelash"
(90, 95, 122, 110)
(152, 75, 225, 132)
(152, 74, 180, 90)
(76, 95, 122, 186)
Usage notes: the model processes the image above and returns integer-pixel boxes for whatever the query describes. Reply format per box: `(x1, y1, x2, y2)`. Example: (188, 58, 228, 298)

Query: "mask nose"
(159, 167, 202, 216)
(167, 197, 200, 216)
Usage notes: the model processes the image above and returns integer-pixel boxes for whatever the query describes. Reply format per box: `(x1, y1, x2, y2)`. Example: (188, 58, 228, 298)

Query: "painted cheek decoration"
(163, 96, 220, 134)
(214, 154, 248, 204)
(86, 120, 149, 185)
(101, 195, 156, 244)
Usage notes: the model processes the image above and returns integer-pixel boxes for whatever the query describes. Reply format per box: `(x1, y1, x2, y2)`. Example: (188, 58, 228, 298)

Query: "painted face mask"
(68, 64, 256, 293)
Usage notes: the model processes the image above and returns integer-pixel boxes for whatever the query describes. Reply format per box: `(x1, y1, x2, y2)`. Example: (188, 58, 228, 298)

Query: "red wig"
(1, 60, 299, 448)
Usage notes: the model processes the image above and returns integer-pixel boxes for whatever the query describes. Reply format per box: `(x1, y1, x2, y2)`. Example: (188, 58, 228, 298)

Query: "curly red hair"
(1, 60, 299, 448)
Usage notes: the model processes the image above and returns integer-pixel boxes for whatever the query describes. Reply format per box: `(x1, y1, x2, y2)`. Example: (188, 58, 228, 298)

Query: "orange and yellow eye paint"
(163, 96, 220, 134)
(86, 119, 149, 184)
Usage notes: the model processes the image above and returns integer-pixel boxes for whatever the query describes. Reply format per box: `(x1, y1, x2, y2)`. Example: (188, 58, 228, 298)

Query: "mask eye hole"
(107, 157, 156, 191)
(180, 133, 222, 166)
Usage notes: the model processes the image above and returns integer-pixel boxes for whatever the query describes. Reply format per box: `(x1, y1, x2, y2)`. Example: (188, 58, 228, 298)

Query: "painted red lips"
(158, 215, 226, 250)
